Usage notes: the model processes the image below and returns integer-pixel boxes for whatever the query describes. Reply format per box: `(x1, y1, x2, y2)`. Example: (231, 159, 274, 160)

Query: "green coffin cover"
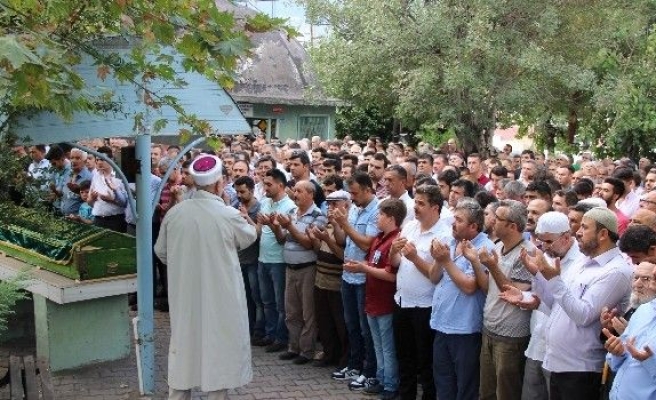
(0, 204, 136, 280)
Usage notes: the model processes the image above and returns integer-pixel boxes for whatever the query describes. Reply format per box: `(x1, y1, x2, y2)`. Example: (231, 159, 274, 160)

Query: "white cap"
(190, 155, 223, 186)
(536, 212, 570, 235)
(579, 198, 607, 209)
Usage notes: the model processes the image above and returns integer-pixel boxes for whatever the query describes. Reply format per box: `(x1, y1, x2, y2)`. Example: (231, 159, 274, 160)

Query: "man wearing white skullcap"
(501, 211, 584, 400)
(155, 155, 257, 400)
(520, 207, 632, 399)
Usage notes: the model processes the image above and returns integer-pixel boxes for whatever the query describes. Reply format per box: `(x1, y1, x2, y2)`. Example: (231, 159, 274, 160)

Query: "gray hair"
(498, 199, 528, 232)
(504, 180, 526, 200)
(455, 197, 484, 232)
(70, 148, 88, 160)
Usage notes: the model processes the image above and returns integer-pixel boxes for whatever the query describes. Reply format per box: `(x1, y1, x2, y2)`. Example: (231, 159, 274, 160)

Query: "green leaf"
(206, 135, 222, 151)
(152, 118, 168, 132)
(0, 35, 44, 69)
(179, 128, 192, 144)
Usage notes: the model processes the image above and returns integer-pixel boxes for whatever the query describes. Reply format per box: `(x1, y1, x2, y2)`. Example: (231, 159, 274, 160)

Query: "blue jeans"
(242, 262, 265, 338)
(258, 262, 288, 344)
(368, 314, 398, 392)
(433, 330, 481, 400)
(342, 281, 376, 377)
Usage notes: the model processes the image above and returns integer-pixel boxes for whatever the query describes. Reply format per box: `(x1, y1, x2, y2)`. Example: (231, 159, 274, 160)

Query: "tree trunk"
(567, 109, 578, 145)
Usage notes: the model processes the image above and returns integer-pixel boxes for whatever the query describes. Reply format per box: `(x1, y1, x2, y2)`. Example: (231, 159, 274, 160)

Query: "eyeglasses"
(633, 275, 654, 283)
(536, 233, 567, 249)
(640, 199, 656, 206)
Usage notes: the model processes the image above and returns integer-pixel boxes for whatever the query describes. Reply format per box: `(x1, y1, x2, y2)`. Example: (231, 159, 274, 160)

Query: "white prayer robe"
(155, 190, 257, 392)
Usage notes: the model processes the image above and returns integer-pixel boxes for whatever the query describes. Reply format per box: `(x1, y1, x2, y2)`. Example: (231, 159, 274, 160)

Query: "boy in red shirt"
(344, 198, 406, 400)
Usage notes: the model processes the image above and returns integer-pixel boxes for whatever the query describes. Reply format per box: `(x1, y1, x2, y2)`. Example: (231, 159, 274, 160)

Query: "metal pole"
(151, 136, 207, 212)
(135, 132, 155, 394)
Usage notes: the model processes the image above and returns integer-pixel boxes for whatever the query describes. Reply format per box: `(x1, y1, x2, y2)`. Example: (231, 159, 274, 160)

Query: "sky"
(242, 0, 329, 44)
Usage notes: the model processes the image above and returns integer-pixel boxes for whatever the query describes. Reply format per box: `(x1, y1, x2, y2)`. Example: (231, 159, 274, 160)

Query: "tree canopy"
(302, 0, 656, 158)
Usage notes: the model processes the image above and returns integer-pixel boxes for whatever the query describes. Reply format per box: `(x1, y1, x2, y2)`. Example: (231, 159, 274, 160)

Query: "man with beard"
(472, 200, 535, 400)
(604, 263, 656, 400)
(369, 153, 390, 200)
(599, 177, 630, 236)
(601, 261, 656, 338)
(530, 207, 632, 400)
(501, 212, 584, 400)
(430, 198, 495, 400)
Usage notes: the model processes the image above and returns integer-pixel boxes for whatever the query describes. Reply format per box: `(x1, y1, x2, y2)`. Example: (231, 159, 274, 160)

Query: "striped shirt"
(283, 204, 327, 265)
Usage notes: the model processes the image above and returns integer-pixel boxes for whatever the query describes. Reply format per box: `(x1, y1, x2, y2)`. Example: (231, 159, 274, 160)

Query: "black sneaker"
(363, 382, 384, 395)
(348, 376, 379, 391)
(265, 342, 286, 353)
(331, 367, 360, 381)
(278, 351, 298, 361)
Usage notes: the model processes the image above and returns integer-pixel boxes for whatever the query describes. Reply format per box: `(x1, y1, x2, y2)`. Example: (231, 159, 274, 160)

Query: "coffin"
(0, 203, 136, 280)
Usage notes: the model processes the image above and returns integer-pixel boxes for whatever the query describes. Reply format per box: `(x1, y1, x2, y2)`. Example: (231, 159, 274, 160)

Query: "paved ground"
(0, 309, 368, 400)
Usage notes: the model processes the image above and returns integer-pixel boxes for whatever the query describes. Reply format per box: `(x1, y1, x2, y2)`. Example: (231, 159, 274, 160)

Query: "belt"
(94, 213, 125, 220)
(287, 262, 315, 270)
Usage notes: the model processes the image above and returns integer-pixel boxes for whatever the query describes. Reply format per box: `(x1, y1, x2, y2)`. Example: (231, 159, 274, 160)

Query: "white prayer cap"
(578, 198, 607, 209)
(190, 155, 223, 186)
(326, 190, 350, 201)
(536, 211, 570, 235)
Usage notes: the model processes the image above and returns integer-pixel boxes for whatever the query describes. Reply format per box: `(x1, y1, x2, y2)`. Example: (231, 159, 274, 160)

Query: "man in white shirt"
(383, 165, 415, 225)
(390, 185, 452, 400)
(533, 207, 633, 400)
(500, 212, 584, 400)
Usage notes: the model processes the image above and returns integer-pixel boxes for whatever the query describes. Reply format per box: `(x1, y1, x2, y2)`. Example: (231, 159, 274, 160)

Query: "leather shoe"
(293, 355, 312, 365)
(252, 337, 273, 347)
(278, 351, 298, 361)
(265, 342, 286, 353)
(312, 359, 333, 368)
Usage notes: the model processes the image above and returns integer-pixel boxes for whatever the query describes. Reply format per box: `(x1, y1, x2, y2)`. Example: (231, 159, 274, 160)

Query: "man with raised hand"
(604, 263, 656, 400)
(533, 207, 632, 399)
(430, 198, 495, 400)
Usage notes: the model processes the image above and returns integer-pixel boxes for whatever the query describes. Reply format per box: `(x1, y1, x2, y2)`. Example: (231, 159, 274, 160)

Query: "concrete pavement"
(0, 310, 368, 400)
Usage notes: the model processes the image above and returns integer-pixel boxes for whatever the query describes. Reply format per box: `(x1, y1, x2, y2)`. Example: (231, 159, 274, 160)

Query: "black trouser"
(315, 287, 349, 366)
(549, 371, 601, 400)
(394, 304, 435, 400)
(94, 213, 127, 233)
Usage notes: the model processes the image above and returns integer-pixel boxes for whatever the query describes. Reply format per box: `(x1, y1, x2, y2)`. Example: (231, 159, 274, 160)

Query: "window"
(298, 116, 329, 140)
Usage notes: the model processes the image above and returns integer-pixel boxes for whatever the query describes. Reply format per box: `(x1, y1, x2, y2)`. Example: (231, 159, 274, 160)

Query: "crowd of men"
(16, 134, 656, 400)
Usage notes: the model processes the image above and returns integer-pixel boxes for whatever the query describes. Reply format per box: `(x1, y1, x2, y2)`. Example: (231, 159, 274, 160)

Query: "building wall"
(240, 103, 336, 141)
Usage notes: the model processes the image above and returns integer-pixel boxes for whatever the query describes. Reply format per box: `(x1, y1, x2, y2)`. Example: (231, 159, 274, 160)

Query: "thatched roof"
(216, 0, 339, 106)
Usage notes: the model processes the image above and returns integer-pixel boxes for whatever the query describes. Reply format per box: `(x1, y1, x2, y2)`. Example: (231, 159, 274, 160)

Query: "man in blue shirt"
(60, 148, 92, 217)
(330, 172, 380, 391)
(430, 198, 495, 400)
(605, 262, 656, 400)
(255, 169, 297, 352)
